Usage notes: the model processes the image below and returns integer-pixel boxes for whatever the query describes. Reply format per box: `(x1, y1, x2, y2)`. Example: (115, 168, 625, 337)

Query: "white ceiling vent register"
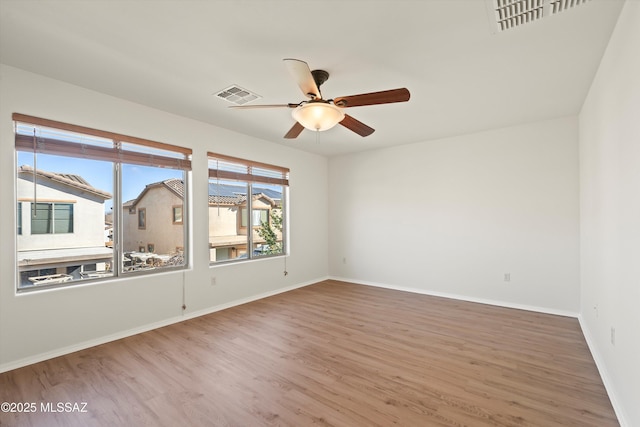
(548, 0, 591, 14)
(486, 0, 591, 32)
(215, 85, 261, 105)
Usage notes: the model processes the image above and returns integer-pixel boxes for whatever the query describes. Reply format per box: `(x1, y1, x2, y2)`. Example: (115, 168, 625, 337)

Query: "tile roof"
(163, 178, 184, 198)
(18, 165, 112, 199)
(127, 179, 283, 207)
(208, 182, 281, 206)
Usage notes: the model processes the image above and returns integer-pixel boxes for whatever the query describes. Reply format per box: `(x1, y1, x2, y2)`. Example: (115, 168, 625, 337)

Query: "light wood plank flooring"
(0, 280, 618, 426)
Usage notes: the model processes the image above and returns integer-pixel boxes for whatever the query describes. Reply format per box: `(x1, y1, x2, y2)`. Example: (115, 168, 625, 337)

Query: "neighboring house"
(208, 182, 282, 261)
(122, 178, 185, 256)
(122, 179, 282, 262)
(16, 165, 113, 285)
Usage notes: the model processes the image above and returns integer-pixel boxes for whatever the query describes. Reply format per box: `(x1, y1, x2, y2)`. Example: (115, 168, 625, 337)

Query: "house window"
(208, 152, 288, 263)
(172, 205, 183, 224)
(14, 113, 191, 291)
(240, 208, 268, 228)
(137, 208, 146, 229)
(17, 202, 22, 235)
(31, 202, 74, 234)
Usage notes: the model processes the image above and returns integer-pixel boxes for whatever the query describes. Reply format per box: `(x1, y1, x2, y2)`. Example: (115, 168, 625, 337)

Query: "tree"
(257, 208, 282, 254)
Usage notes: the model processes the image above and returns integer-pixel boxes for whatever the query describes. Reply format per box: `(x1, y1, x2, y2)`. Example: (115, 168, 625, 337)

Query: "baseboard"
(180, 276, 327, 321)
(578, 315, 629, 427)
(0, 276, 325, 374)
(328, 276, 579, 318)
(0, 316, 184, 374)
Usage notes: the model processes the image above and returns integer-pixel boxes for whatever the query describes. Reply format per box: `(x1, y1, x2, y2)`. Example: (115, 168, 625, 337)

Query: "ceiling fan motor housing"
(311, 69, 330, 91)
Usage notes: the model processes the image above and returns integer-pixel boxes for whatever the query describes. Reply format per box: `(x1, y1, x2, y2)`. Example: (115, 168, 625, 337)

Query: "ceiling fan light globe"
(292, 102, 345, 132)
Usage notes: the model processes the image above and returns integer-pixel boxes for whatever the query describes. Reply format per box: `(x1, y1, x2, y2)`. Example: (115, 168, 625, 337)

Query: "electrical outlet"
(504, 273, 511, 282)
(610, 327, 615, 346)
(211, 277, 217, 286)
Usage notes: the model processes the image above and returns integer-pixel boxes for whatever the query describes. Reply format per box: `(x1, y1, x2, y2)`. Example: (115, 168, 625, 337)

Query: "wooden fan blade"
(284, 121, 305, 139)
(284, 59, 321, 99)
(334, 88, 410, 108)
(339, 114, 375, 137)
(229, 103, 298, 109)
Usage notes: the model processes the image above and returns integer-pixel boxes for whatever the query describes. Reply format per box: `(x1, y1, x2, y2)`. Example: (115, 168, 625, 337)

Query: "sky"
(17, 152, 183, 213)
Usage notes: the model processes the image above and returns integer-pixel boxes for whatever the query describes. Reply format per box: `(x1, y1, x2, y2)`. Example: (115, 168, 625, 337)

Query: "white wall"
(329, 117, 580, 314)
(579, 1, 640, 425)
(0, 64, 329, 371)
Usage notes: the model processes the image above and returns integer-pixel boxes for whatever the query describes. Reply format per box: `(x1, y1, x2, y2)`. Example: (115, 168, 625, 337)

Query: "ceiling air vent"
(215, 85, 261, 106)
(549, 0, 591, 14)
(486, 0, 591, 32)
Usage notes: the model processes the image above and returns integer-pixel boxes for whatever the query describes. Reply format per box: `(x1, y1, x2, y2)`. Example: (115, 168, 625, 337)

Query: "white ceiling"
(0, 0, 625, 157)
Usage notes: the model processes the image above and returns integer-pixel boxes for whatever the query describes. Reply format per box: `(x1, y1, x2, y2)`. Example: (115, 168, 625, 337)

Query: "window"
(172, 205, 183, 224)
(240, 208, 268, 228)
(31, 202, 74, 234)
(208, 152, 288, 263)
(30, 203, 52, 234)
(137, 208, 146, 229)
(17, 202, 22, 235)
(14, 113, 191, 291)
(53, 203, 74, 233)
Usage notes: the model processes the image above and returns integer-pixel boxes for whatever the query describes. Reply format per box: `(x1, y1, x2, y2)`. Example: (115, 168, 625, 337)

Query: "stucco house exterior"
(208, 183, 282, 261)
(122, 178, 185, 257)
(16, 165, 112, 286)
(121, 179, 282, 262)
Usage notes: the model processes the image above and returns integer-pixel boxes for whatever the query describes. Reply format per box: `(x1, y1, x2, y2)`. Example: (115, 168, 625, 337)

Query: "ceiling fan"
(231, 59, 410, 139)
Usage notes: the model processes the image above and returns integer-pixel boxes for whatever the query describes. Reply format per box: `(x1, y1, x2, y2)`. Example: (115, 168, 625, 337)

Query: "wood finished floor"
(0, 280, 618, 427)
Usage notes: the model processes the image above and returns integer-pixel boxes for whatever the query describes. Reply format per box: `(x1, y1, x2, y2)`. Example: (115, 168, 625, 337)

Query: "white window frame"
(208, 152, 289, 264)
(13, 113, 192, 292)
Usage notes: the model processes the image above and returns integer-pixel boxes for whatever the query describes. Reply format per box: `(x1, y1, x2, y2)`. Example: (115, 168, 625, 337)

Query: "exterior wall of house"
(208, 198, 282, 261)
(16, 174, 107, 251)
(122, 186, 184, 255)
(208, 204, 238, 238)
(208, 204, 244, 261)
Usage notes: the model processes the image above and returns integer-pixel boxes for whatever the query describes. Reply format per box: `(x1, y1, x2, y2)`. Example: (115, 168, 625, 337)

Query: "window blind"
(13, 113, 192, 171)
(208, 152, 289, 186)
